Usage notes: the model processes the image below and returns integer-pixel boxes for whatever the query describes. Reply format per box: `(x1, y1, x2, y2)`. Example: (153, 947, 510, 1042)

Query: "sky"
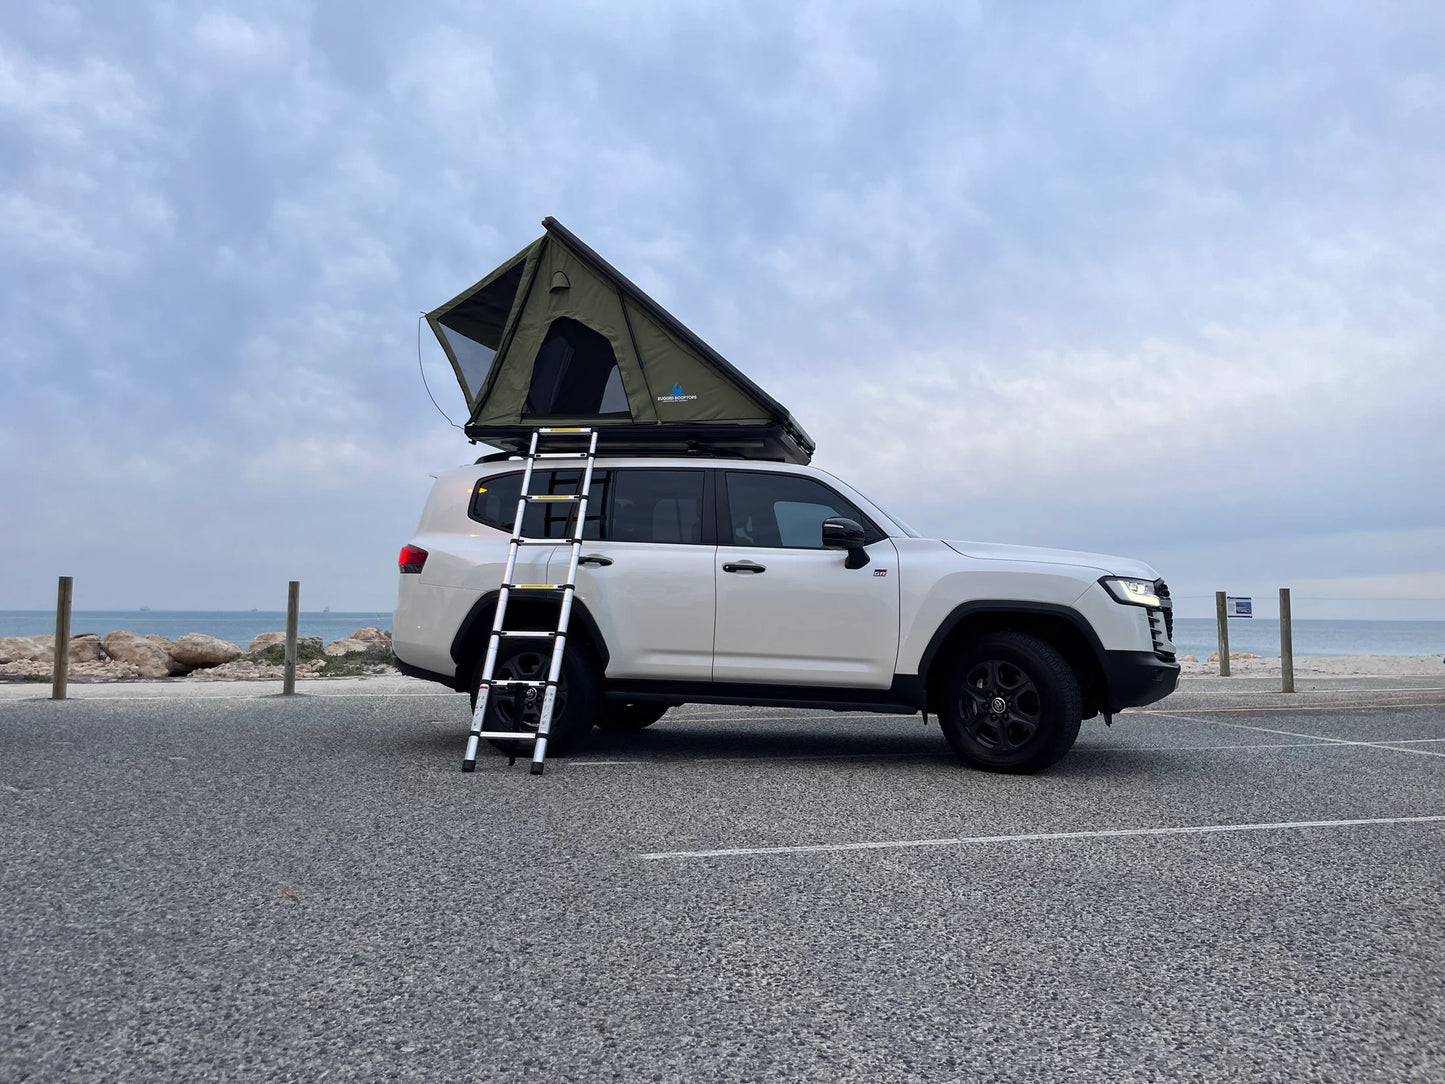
(2, 1, 1443, 620)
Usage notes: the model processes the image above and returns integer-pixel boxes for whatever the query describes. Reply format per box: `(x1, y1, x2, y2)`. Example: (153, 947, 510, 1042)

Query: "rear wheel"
(595, 702, 673, 732)
(469, 642, 600, 758)
(938, 631, 1082, 774)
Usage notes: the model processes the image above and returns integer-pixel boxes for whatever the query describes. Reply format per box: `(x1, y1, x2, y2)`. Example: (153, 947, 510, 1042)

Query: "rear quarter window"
(469, 470, 608, 539)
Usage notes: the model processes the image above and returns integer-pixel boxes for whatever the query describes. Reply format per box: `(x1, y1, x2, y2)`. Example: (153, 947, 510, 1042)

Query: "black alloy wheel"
(939, 631, 1083, 774)
(958, 658, 1042, 752)
(470, 642, 599, 757)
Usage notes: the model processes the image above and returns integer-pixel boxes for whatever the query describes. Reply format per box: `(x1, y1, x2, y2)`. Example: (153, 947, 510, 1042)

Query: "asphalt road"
(3, 677, 1443, 1082)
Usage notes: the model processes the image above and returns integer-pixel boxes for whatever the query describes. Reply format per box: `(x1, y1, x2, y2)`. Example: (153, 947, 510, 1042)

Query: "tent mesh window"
(437, 260, 526, 403)
(523, 318, 630, 418)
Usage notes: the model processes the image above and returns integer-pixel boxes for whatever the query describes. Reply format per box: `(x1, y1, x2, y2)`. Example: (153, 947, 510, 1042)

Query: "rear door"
(712, 470, 900, 688)
(549, 467, 716, 680)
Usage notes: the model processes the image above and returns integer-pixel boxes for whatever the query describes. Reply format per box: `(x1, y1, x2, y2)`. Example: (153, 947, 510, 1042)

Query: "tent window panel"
(523, 318, 631, 418)
(437, 325, 496, 404)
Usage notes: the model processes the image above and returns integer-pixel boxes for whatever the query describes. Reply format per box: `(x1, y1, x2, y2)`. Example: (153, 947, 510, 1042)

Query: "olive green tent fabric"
(424, 218, 814, 461)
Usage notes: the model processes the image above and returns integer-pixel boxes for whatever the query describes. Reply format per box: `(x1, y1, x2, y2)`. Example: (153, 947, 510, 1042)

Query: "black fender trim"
(918, 600, 1109, 679)
(393, 657, 457, 689)
(448, 589, 611, 690)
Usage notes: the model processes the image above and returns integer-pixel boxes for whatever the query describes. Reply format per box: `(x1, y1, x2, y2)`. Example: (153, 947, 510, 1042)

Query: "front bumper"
(1102, 650, 1179, 711)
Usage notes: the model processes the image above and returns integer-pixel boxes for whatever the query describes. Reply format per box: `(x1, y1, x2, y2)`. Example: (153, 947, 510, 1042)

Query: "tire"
(595, 701, 673, 732)
(468, 641, 600, 758)
(938, 631, 1082, 774)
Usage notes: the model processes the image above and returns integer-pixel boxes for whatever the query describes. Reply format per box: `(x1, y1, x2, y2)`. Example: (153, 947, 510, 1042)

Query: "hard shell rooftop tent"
(426, 217, 816, 464)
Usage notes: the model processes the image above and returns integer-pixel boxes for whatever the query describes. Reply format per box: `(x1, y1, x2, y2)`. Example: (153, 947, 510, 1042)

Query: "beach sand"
(1177, 653, 1442, 678)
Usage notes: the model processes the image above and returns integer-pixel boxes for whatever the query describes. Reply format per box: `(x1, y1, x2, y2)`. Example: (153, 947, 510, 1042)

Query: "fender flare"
(448, 588, 611, 689)
(917, 600, 1109, 685)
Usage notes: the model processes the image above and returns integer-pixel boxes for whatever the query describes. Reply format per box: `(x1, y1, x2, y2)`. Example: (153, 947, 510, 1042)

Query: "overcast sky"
(3, 1, 1443, 620)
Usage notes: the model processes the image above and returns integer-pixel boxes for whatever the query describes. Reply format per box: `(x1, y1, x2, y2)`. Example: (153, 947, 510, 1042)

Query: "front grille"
(1156, 580, 1174, 640)
(1149, 580, 1175, 661)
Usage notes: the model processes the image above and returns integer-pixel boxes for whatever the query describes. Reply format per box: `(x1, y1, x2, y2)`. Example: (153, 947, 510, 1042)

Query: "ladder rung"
(509, 538, 561, 546)
(521, 493, 581, 502)
(467, 731, 540, 742)
(479, 679, 555, 688)
(492, 630, 558, 640)
(531, 452, 592, 459)
(538, 427, 593, 434)
(503, 583, 573, 591)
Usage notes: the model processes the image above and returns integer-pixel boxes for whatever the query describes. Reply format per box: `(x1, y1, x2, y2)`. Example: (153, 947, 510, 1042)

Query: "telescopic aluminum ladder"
(462, 427, 599, 775)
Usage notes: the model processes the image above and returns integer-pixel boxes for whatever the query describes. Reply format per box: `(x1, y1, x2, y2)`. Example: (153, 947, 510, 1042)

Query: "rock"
(101, 631, 181, 678)
(1178, 654, 1199, 663)
(145, 634, 174, 650)
(73, 658, 141, 679)
(246, 633, 322, 657)
(170, 633, 243, 668)
(69, 635, 104, 663)
(324, 638, 372, 657)
(190, 657, 326, 681)
(1206, 651, 1265, 663)
(0, 637, 48, 664)
(351, 627, 391, 643)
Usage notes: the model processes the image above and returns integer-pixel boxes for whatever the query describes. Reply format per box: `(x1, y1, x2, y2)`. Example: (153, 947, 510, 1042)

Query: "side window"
(724, 472, 875, 549)
(609, 470, 705, 544)
(523, 318, 630, 417)
(470, 470, 609, 540)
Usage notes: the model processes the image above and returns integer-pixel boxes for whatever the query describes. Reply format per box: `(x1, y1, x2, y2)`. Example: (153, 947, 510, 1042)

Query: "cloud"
(1, 0, 1442, 613)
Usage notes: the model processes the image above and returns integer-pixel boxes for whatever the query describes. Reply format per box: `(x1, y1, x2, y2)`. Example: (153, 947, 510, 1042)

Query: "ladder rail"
(464, 427, 599, 774)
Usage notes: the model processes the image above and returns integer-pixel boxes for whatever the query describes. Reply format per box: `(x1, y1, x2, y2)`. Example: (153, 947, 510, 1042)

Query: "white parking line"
(639, 814, 1445, 860)
(1142, 710, 1445, 758)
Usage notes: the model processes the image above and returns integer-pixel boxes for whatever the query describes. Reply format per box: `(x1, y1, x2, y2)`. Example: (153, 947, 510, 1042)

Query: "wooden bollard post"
(1279, 587, 1294, 693)
(52, 575, 72, 701)
(1215, 590, 1230, 677)
(283, 580, 300, 695)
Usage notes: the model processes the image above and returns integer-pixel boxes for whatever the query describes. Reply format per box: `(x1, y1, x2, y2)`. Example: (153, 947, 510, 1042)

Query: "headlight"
(1100, 576, 1161, 607)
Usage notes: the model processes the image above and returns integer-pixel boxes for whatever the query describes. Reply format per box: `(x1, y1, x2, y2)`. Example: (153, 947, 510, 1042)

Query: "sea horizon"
(0, 609, 393, 646)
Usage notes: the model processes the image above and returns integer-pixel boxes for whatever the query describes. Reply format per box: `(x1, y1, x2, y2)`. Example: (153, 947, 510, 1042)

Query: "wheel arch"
(448, 589, 610, 692)
(920, 602, 1108, 719)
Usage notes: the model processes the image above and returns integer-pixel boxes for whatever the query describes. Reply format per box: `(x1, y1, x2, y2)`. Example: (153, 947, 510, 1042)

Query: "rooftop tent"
(425, 217, 816, 463)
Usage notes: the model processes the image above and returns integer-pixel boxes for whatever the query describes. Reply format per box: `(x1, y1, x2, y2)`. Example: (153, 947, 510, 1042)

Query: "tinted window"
(523, 318, 630, 417)
(471, 470, 609, 540)
(610, 470, 705, 545)
(725, 472, 872, 549)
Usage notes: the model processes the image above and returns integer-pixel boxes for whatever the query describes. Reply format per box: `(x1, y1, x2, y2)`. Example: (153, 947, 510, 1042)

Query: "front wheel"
(469, 642, 600, 758)
(938, 631, 1082, 774)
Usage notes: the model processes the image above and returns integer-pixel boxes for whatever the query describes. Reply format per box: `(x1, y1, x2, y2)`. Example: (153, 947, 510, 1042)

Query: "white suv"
(393, 454, 1178, 773)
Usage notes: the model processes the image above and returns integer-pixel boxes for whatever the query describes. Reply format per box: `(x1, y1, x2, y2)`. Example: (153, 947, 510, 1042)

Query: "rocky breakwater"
(0, 628, 394, 682)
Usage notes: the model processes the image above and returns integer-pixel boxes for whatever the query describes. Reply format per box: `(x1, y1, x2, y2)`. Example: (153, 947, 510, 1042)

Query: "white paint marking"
(639, 814, 1445, 860)
(1144, 710, 1445, 759)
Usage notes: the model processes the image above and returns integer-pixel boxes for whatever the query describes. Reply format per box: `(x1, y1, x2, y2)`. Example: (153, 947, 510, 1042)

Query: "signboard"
(1226, 596, 1253, 618)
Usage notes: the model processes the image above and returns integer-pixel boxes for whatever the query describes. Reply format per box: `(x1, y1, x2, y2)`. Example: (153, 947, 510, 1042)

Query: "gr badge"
(873, 569, 888, 577)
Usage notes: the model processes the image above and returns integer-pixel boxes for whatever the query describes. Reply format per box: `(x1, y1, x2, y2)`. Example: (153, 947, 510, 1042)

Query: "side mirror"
(821, 517, 870, 569)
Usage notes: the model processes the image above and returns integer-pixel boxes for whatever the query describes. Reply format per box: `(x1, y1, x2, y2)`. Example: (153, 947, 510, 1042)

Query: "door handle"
(578, 554, 613, 567)
(722, 561, 766, 574)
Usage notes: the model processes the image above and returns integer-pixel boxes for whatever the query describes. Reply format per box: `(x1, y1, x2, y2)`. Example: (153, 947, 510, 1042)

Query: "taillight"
(398, 544, 428, 574)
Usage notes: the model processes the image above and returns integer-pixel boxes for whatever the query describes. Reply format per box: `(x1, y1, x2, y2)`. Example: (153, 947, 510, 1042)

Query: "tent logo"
(656, 382, 698, 404)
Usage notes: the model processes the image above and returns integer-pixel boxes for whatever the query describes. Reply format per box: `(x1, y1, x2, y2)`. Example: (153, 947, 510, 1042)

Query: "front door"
(712, 470, 900, 688)
(550, 467, 716, 680)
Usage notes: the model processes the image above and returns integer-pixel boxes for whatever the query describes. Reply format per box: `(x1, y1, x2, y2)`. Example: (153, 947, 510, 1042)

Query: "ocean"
(0, 610, 392, 647)
(1170, 618, 1443, 659)
(2, 610, 1441, 659)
